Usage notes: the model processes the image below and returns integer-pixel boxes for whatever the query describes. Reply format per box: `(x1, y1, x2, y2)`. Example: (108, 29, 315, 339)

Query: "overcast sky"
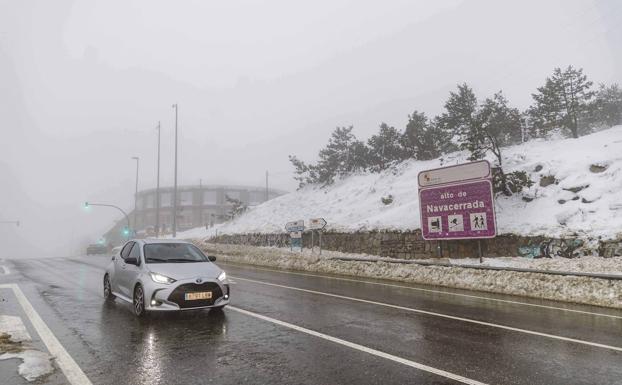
(1, 0, 620, 257)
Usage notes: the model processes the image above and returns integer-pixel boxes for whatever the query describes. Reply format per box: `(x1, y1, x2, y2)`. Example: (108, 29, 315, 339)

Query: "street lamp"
(155, 122, 161, 238)
(84, 202, 132, 239)
(131, 156, 140, 230)
(172, 103, 179, 238)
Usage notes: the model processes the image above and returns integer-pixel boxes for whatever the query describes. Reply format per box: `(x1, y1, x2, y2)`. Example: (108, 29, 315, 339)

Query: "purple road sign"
(419, 179, 496, 240)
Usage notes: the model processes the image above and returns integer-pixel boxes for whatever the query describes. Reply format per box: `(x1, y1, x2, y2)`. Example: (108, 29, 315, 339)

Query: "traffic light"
(84, 202, 89, 208)
(122, 227, 130, 237)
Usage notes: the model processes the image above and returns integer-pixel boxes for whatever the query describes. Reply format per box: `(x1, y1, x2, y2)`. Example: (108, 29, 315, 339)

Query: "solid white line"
(0, 284, 93, 385)
(221, 262, 622, 319)
(228, 305, 488, 385)
(1, 265, 10, 274)
(231, 276, 622, 352)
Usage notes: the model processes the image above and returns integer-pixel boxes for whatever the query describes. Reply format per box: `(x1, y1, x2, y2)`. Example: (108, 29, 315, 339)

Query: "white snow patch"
(201, 243, 622, 308)
(178, 126, 622, 241)
(0, 350, 54, 382)
(0, 315, 54, 382)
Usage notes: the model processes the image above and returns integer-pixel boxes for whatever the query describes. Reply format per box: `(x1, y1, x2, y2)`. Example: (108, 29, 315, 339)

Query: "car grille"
(168, 282, 223, 308)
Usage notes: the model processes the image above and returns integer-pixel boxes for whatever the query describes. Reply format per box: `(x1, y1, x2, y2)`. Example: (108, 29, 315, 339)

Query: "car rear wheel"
(103, 275, 115, 301)
(133, 285, 146, 317)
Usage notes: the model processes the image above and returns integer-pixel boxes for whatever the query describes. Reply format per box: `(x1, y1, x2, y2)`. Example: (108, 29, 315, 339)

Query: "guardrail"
(328, 255, 622, 281)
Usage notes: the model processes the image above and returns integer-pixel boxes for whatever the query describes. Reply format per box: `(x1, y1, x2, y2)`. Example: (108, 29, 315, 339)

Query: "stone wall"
(206, 230, 618, 259)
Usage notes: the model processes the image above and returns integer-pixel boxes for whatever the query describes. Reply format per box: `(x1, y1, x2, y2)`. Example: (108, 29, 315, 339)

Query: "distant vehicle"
(86, 244, 108, 255)
(103, 239, 230, 317)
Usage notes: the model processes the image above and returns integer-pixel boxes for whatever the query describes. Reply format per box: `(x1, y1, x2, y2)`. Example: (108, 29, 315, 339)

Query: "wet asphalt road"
(0, 255, 621, 385)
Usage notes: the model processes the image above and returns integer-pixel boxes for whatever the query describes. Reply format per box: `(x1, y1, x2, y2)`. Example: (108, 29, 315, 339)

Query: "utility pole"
(265, 170, 269, 202)
(131, 156, 140, 232)
(155, 122, 161, 238)
(172, 103, 179, 238)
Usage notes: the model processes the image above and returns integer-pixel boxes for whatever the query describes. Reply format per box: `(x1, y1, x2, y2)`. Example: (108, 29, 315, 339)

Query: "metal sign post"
(308, 218, 327, 255)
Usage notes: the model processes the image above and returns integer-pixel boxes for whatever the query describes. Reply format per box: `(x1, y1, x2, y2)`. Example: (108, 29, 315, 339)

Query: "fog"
(0, 0, 620, 257)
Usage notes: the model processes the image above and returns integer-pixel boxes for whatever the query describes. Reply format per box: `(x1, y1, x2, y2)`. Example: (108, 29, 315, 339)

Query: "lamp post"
(172, 103, 179, 238)
(155, 122, 161, 238)
(131, 156, 140, 230)
(84, 202, 131, 239)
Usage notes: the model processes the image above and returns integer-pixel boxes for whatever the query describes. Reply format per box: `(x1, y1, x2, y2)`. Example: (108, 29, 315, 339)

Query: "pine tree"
(590, 83, 622, 127)
(477, 92, 524, 195)
(289, 126, 368, 187)
(225, 194, 247, 219)
(437, 83, 479, 145)
(288, 155, 318, 188)
(529, 66, 595, 138)
(402, 111, 446, 160)
(366, 123, 407, 172)
(316, 126, 367, 184)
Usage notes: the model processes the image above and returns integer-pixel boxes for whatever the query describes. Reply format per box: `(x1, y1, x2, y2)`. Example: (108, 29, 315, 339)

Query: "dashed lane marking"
(221, 262, 622, 320)
(0, 283, 93, 385)
(231, 275, 622, 353)
(228, 305, 488, 385)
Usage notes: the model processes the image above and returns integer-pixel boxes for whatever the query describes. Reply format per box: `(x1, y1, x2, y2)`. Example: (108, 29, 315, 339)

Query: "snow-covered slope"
(183, 126, 622, 240)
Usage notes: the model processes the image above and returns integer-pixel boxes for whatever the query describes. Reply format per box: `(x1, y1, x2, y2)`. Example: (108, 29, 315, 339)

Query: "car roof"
(134, 238, 191, 245)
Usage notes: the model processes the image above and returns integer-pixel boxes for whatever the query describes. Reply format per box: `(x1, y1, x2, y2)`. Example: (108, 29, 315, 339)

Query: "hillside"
(182, 126, 622, 241)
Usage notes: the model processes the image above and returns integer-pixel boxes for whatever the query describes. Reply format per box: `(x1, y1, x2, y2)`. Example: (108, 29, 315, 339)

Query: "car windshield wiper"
(146, 257, 168, 263)
(165, 258, 201, 263)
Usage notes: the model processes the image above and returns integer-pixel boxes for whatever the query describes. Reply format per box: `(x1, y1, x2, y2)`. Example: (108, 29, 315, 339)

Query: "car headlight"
(218, 271, 227, 282)
(149, 272, 176, 284)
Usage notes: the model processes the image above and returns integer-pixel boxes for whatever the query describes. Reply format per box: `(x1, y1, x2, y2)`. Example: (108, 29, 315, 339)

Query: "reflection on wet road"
(1, 255, 621, 385)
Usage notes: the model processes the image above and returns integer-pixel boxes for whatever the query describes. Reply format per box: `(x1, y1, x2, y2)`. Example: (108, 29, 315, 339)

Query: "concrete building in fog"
(104, 184, 285, 244)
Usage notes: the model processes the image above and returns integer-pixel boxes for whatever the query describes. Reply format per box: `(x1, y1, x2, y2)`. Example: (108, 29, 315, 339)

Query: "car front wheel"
(133, 285, 146, 317)
(103, 275, 115, 301)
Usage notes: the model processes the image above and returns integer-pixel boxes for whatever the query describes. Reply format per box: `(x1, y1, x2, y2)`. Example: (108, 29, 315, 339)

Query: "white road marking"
(222, 262, 622, 319)
(1, 265, 10, 274)
(231, 276, 622, 352)
(0, 284, 93, 385)
(228, 305, 488, 385)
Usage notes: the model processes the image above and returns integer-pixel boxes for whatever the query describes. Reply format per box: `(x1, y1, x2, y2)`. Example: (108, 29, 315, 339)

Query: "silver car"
(103, 239, 230, 317)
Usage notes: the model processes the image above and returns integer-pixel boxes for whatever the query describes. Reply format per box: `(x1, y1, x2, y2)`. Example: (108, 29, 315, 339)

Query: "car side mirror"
(208, 255, 217, 262)
(125, 257, 139, 265)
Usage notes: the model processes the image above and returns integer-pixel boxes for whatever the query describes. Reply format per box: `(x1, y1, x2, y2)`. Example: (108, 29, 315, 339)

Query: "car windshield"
(143, 243, 208, 264)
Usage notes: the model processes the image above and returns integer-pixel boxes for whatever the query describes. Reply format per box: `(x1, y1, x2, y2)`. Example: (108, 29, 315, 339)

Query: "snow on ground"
(200, 243, 622, 308)
(181, 126, 622, 241)
(0, 350, 55, 382)
(0, 315, 55, 382)
(202, 243, 622, 275)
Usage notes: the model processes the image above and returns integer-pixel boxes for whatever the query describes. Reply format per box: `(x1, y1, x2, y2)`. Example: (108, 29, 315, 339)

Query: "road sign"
(419, 179, 496, 240)
(418, 160, 491, 188)
(308, 218, 327, 230)
(289, 230, 303, 251)
(285, 220, 305, 232)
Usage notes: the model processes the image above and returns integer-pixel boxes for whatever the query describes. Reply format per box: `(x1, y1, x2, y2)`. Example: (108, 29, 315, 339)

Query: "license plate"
(185, 291, 212, 300)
